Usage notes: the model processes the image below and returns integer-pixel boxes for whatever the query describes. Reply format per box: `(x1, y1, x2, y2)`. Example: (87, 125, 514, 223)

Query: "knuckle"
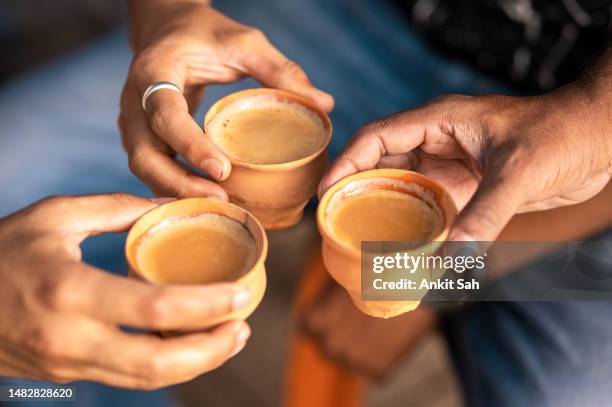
(168, 173, 191, 199)
(472, 201, 504, 231)
(35, 195, 69, 213)
(106, 192, 139, 207)
(177, 136, 197, 160)
(117, 113, 126, 134)
(246, 27, 267, 43)
(136, 356, 168, 389)
(233, 27, 267, 48)
(140, 289, 171, 327)
(437, 93, 471, 105)
(129, 49, 156, 79)
(26, 326, 65, 360)
(281, 60, 307, 79)
(39, 274, 75, 311)
(146, 354, 167, 377)
(41, 367, 72, 384)
(150, 106, 173, 135)
(127, 147, 147, 176)
(138, 378, 163, 391)
(359, 119, 384, 135)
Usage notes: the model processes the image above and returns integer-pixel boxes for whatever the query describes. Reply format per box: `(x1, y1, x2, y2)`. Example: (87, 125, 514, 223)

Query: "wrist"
(128, 0, 212, 50)
(541, 79, 612, 176)
(573, 50, 612, 172)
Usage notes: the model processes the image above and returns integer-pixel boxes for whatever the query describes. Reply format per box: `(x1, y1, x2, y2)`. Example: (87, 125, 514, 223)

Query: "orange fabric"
(284, 244, 364, 407)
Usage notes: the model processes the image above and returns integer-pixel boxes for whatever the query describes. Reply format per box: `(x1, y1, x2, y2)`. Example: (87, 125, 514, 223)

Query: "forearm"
(537, 47, 612, 176)
(573, 47, 612, 170)
(128, 0, 212, 49)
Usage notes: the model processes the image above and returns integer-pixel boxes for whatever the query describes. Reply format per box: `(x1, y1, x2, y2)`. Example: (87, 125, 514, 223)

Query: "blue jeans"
(1, 0, 610, 405)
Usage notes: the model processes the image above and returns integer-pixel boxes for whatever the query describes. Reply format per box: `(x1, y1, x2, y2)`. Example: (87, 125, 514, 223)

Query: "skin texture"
(120, 0, 334, 199)
(310, 52, 612, 378)
(0, 193, 253, 389)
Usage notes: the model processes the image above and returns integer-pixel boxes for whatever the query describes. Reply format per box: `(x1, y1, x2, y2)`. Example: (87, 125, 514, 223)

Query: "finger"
(121, 92, 228, 199)
(65, 263, 253, 331)
(38, 193, 157, 238)
(239, 32, 334, 112)
(377, 152, 418, 170)
(144, 89, 232, 181)
(318, 111, 431, 196)
(95, 321, 250, 388)
(449, 174, 523, 242)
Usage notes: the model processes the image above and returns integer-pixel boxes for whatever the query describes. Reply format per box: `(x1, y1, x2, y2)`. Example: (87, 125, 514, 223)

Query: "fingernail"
(321, 90, 334, 101)
(230, 325, 251, 358)
(314, 89, 334, 108)
(202, 159, 224, 180)
(150, 197, 177, 204)
(448, 231, 475, 242)
(232, 289, 252, 310)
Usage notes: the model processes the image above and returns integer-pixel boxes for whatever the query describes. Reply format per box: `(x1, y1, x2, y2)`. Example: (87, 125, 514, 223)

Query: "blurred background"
(0, 0, 125, 83)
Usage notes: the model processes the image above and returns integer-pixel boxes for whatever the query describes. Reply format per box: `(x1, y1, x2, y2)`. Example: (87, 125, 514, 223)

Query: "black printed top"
(393, 0, 612, 92)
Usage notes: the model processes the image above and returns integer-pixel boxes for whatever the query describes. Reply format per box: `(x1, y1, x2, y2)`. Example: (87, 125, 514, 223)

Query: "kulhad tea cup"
(125, 197, 267, 330)
(204, 88, 332, 230)
(316, 169, 457, 318)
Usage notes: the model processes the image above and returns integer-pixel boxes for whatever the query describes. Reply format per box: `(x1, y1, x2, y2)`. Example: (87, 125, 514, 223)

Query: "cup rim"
(125, 197, 268, 285)
(203, 88, 332, 172)
(316, 169, 457, 258)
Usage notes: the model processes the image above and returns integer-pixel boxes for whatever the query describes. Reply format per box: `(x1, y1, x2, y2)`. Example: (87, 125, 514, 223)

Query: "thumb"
(449, 176, 523, 242)
(240, 34, 334, 112)
(55, 193, 163, 237)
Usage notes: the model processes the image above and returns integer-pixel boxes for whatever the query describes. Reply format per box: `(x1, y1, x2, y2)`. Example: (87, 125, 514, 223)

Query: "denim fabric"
(0, 0, 610, 406)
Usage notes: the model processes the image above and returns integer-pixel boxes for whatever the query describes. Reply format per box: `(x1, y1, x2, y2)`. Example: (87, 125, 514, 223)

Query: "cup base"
(349, 293, 421, 319)
(232, 201, 307, 230)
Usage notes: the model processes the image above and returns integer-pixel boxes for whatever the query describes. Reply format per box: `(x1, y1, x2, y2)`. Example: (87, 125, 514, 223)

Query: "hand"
(302, 285, 437, 379)
(120, 1, 334, 199)
(0, 193, 252, 389)
(319, 85, 612, 241)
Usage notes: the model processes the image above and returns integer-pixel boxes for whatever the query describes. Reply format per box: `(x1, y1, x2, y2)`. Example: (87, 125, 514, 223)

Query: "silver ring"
(141, 82, 183, 112)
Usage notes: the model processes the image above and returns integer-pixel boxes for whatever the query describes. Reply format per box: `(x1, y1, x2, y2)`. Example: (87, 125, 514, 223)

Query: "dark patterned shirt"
(393, 0, 612, 92)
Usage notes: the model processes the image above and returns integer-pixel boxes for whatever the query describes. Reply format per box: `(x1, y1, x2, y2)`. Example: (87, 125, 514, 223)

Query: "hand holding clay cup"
(204, 88, 332, 229)
(0, 194, 254, 389)
(126, 198, 267, 331)
(320, 89, 612, 243)
(120, 2, 333, 199)
(317, 169, 456, 318)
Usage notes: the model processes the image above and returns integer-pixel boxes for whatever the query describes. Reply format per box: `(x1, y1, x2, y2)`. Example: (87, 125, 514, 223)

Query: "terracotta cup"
(204, 88, 332, 230)
(125, 198, 267, 329)
(317, 169, 457, 318)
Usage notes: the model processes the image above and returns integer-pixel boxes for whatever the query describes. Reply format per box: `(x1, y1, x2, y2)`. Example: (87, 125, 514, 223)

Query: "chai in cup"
(125, 198, 267, 329)
(136, 213, 257, 285)
(317, 169, 457, 318)
(329, 189, 444, 250)
(205, 88, 332, 230)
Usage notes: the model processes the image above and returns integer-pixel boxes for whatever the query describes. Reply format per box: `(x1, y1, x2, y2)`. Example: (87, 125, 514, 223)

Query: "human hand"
(302, 284, 437, 379)
(319, 85, 612, 241)
(0, 193, 252, 389)
(120, 0, 334, 199)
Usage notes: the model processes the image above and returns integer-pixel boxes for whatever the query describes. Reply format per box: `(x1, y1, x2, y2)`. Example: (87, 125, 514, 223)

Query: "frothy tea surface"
(136, 214, 256, 284)
(208, 96, 326, 164)
(329, 190, 443, 250)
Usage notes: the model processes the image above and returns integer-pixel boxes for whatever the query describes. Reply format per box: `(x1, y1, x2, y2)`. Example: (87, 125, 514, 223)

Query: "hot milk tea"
(136, 214, 256, 284)
(207, 96, 327, 164)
